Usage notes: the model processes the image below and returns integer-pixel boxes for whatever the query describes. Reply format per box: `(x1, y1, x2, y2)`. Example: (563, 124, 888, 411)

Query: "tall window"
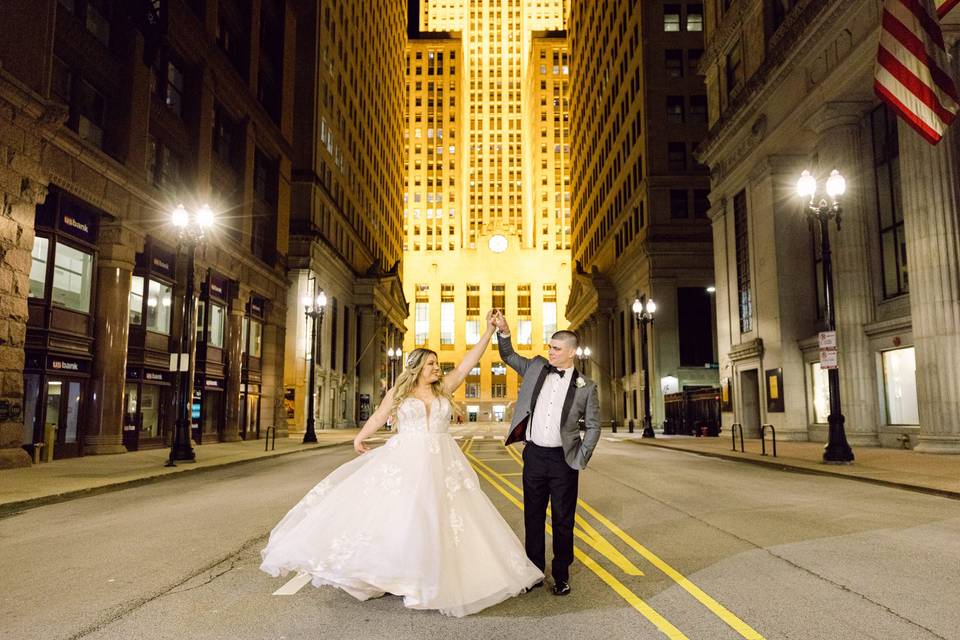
(129, 275, 144, 325)
(664, 4, 681, 31)
(678, 288, 715, 365)
(517, 284, 532, 345)
(52, 243, 94, 312)
(146, 280, 173, 334)
(542, 284, 557, 341)
(440, 284, 455, 345)
(207, 303, 225, 348)
(491, 361, 507, 398)
(665, 50, 684, 78)
(882, 347, 919, 424)
(734, 190, 753, 332)
(29, 236, 49, 299)
(465, 283, 480, 344)
(686, 4, 704, 31)
(872, 105, 907, 298)
(725, 41, 744, 101)
(491, 283, 505, 312)
(415, 284, 429, 345)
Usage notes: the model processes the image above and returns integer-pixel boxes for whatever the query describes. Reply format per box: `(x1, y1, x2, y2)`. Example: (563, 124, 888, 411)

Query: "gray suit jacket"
(499, 333, 601, 470)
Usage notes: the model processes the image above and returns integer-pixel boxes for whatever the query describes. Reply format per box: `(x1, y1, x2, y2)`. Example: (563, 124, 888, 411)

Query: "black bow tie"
(546, 365, 566, 378)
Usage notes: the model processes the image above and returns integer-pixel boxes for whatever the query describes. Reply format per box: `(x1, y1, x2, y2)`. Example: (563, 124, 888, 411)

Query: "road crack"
(68, 533, 270, 640)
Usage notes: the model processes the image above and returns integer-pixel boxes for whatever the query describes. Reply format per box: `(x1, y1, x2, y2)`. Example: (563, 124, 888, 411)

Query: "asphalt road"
(2, 427, 959, 640)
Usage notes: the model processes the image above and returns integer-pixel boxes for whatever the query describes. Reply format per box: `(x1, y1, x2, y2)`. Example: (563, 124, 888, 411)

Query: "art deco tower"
(402, 1, 571, 421)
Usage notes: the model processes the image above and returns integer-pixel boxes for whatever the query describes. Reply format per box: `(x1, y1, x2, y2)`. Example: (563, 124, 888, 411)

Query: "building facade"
(697, 0, 960, 452)
(402, 1, 571, 422)
(286, 0, 408, 432)
(566, 1, 716, 429)
(0, 0, 296, 467)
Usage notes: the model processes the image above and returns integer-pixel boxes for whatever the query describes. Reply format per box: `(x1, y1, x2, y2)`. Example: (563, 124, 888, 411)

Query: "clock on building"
(488, 234, 508, 253)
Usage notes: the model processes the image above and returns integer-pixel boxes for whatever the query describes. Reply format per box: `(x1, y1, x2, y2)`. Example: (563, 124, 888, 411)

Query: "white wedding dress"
(260, 396, 543, 617)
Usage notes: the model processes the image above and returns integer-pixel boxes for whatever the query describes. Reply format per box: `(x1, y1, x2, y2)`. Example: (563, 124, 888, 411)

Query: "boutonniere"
(575, 377, 586, 389)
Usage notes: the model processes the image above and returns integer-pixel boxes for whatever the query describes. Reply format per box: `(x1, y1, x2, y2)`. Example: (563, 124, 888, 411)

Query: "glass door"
(45, 379, 83, 458)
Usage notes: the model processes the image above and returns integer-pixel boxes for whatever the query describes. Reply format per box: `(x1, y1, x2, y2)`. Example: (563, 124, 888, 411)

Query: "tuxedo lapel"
(559, 369, 579, 428)
(505, 362, 550, 446)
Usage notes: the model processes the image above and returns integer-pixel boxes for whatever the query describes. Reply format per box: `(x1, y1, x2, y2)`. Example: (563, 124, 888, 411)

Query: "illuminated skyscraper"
(403, 1, 571, 422)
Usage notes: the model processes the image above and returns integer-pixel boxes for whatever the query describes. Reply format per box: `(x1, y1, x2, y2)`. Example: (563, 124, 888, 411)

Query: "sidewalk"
(629, 434, 960, 499)
(0, 430, 360, 516)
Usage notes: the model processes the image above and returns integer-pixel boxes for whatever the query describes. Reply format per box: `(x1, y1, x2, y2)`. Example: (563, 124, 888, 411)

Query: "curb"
(0, 440, 354, 519)
(626, 439, 960, 501)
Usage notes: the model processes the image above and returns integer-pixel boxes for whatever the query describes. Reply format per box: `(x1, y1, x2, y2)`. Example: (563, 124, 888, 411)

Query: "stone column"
(899, 112, 960, 453)
(262, 300, 288, 438)
(811, 102, 880, 446)
(357, 306, 379, 425)
(221, 286, 248, 442)
(594, 311, 614, 422)
(85, 224, 144, 454)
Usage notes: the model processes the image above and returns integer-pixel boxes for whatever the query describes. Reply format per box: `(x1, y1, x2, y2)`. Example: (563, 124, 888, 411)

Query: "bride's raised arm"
(353, 387, 396, 454)
(442, 309, 497, 393)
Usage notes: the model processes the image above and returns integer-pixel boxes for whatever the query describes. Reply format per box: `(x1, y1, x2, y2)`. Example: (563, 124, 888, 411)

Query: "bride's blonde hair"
(389, 348, 464, 420)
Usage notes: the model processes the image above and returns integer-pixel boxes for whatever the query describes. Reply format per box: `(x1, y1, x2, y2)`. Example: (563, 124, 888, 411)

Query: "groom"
(493, 312, 601, 596)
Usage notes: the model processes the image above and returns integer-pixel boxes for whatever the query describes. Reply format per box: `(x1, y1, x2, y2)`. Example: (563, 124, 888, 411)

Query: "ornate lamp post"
(632, 296, 657, 439)
(166, 203, 214, 466)
(797, 169, 854, 464)
(575, 345, 591, 371)
(302, 288, 327, 444)
(386, 347, 402, 387)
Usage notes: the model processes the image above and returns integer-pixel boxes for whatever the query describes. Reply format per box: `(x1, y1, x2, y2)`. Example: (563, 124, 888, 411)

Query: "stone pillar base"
(220, 433, 243, 443)
(0, 447, 32, 468)
(772, 429, 810, 442)
(914, 435, 960, 454)
(83, 437, 129, 455)
(274, 425, 290, 438)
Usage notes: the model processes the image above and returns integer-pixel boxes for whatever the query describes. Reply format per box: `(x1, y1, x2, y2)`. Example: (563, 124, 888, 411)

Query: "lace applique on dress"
(363, 463, 403, 496)
(328, 532, 372, 570)
(449, 507, 464, 546)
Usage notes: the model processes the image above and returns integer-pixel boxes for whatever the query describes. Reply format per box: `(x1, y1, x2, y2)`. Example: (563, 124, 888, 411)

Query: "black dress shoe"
(527, 580, 544, 591)
(552, 580, 571, 596)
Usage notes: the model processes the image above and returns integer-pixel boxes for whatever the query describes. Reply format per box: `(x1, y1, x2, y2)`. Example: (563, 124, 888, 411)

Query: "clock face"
(488, 234, 508, 253)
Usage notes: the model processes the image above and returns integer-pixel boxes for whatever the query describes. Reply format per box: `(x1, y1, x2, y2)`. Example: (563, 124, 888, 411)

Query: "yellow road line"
(467, 457, 688, 640)
(467, 453, 644, 576)
(502, 442, 765, 640)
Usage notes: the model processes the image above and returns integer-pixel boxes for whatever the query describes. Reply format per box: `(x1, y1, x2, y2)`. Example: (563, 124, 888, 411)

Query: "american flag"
(875, 0, 960, 144)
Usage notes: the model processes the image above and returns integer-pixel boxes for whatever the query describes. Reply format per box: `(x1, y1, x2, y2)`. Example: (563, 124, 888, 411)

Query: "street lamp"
(797, 169, 854, 463)
(386, 347, 402, 387)
(166, 204, 214, 466)
(302, 287, 327, 444)
(632, 296, 657, 439)
(575, 345, 591, 370)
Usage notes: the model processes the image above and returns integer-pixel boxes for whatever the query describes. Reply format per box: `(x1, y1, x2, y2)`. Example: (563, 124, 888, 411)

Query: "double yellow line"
(461, 437, 765, 640)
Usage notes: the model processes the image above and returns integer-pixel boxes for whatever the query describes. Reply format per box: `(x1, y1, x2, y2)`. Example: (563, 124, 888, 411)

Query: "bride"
(260, 310, 543, 617)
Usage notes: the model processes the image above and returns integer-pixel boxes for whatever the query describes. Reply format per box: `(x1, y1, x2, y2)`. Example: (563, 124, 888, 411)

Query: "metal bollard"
(32, 442, 44, 465)
(610, 418, 617, 433)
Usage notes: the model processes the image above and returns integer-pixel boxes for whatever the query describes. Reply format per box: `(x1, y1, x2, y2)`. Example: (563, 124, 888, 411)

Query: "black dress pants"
(522, 441, 579, 583)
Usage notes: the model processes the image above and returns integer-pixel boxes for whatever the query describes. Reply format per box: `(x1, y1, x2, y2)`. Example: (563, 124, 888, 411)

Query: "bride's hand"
(354, 436, 369, 455)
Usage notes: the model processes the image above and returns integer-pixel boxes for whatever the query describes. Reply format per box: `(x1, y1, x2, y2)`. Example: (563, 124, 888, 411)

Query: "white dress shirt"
(527, 365, 575, 447)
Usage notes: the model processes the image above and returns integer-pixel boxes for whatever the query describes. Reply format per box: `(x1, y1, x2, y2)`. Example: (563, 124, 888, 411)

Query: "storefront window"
(208, 303, 225, 348)
(129, 276, 144, 325)
(22, 374, 41, 445)
(51, 242, 93, 312)
(146, 280, 173, 334)
(810, 362, 830, 424)
(249, 319, 262, 357)
(29, 236, 49, 299)
(883, 347, 919, 424)
(196, 301, 205, 341)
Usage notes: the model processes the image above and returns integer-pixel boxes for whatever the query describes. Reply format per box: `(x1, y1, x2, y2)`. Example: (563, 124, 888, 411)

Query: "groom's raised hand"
(494, 311, 510, 336)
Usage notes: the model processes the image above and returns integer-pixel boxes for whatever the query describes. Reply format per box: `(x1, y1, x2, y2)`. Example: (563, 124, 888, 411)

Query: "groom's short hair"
(551, 330, 579, 347)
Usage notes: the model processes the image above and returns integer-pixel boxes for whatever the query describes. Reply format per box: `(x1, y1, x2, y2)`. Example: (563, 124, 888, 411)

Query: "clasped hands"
(487, 309, 510, 335)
